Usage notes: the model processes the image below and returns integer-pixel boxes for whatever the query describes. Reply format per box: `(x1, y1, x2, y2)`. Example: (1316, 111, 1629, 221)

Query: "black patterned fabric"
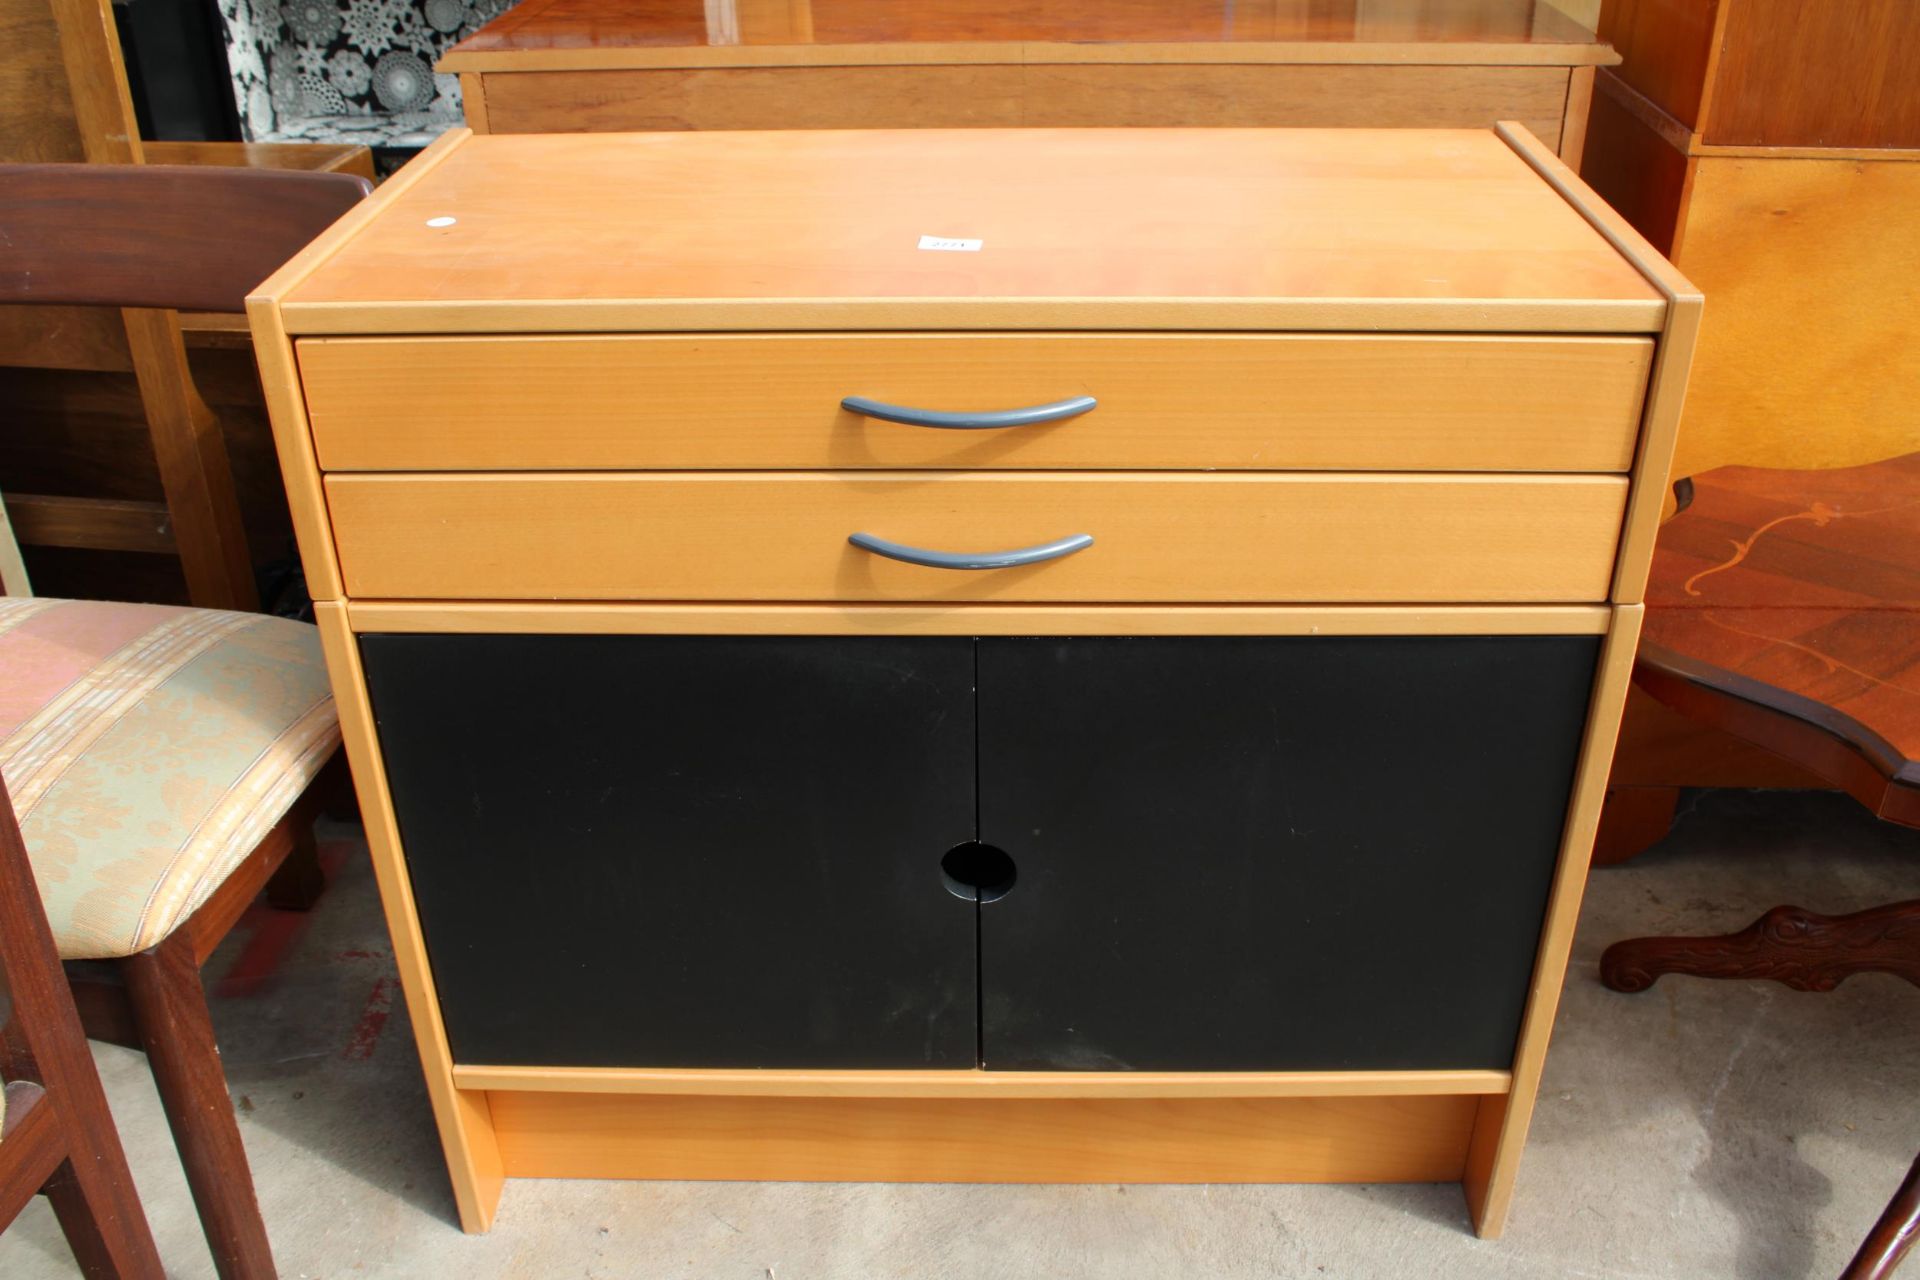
(217, 0, 517, 147)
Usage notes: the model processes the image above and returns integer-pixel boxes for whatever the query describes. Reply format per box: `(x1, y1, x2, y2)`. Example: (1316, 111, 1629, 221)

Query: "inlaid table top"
(1638, 453, 1920, 824)
(443, 0, 1616, 68)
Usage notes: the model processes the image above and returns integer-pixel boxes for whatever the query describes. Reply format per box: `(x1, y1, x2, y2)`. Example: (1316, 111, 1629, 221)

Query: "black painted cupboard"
(361, 633, 1599, 1072)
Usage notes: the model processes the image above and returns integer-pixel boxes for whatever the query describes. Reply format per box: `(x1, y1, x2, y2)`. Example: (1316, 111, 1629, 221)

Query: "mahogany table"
(1596, 454, 1920, 1280)
(440, 0, 1614, 159)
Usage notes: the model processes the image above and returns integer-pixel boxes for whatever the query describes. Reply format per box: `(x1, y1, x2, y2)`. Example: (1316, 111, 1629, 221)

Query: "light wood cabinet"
(249, 124, 1695, 1238)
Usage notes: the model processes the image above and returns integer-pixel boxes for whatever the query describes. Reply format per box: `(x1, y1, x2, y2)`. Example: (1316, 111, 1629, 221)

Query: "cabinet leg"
(1600, 900, 1920, 993)
(263, 821, 324, 912)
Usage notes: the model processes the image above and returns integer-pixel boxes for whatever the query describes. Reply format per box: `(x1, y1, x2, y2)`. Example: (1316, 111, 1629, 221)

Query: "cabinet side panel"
(1466, 603, 1643, 1238)
(313, 603, 503, 1231)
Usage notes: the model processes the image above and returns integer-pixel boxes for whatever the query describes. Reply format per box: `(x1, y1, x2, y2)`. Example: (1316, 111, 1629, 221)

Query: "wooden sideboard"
(441, 0, 1615, 159)
(249, 124, 1696, 1237)
(1579, 0, 1920, 836)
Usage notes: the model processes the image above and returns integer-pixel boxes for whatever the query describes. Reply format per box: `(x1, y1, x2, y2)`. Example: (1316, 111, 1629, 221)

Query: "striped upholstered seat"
(0, 597, 340, 959)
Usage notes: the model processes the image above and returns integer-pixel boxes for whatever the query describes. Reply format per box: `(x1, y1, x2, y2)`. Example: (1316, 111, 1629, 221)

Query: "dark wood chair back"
(0, 773, 164, 1275)
(0, 162, 371, 313)
(0, 160, 369, 609)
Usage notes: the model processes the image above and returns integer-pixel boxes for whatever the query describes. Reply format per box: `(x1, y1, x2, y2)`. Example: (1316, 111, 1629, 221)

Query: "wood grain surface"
(322, 471, 1629, 604)
(1638, 455, 1920, 824)
(298, 332, 1651, 473)
(0, 163, 370, 314)
(1492, 119, 1700, 606)
(1594, 0, 1724, 129)
(471, 62, 1574, 137)
(487, 1091, 1481, 1184)
(1666, 156, 1920, 483)
(445, 0, 1611, 66)
(313, 602, 505, 1231)
(454, 1065, 1509, 1098)
(1464, 602, 1644, 1236)
(0, 774, 165, 1276)
(343, 603, 1615, 637)
(1704, 0, 1920, 149)
(1579, 72, 1691, 256)
(274, 128, 1664, 335)
(141, 139, 375, 179)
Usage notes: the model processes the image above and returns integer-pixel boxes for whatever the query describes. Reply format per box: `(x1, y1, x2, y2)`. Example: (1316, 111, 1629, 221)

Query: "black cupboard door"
(359, 634, 979, 1069)
(975, 635, 1601, 1072)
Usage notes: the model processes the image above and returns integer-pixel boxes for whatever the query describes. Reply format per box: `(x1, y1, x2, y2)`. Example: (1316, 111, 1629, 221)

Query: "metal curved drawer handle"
(840, 394, 1097, 430)
(847, 531, 1094, 571)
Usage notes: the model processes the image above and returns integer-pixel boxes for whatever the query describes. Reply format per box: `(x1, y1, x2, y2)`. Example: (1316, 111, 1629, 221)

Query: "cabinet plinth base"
(484, 1090, 1480, 1186)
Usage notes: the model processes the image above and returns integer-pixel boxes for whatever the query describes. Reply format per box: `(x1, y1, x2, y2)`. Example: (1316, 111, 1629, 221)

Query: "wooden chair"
(0, 161, 369, 1280)
(0, 0, 370, 610)
(1593, 455, 1920, 1280)
(2, 772, 165, 1278)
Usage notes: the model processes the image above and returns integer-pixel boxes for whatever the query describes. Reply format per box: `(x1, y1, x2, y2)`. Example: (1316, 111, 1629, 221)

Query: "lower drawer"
(325, 472, 1628, 602)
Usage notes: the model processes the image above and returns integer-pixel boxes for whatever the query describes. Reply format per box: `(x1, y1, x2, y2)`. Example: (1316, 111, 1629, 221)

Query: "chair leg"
(1843, 1152, 1920, 1280)
(319, 752, 359, 824)
(43, 1154, 168, 1280)
(121, 934, 277, 1280)
(1601, 900, 1920, 994)
(263, 820, 324, 912)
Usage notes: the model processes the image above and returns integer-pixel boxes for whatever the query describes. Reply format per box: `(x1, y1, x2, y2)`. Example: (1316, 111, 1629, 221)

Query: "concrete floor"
(5, 787, 1920, 1279)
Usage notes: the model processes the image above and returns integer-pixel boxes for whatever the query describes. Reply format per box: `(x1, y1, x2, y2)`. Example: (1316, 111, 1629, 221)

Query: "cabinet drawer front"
(325, 472, 1628, 603)
(299, 334, 1651, 473)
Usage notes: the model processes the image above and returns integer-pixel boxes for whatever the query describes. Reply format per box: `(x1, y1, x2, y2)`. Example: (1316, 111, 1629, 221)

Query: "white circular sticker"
(425, 216, 457, 228)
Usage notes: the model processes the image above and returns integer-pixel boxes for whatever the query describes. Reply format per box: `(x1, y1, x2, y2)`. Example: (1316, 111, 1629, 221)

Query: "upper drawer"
(324, 472, 1628, 603)
(298, 334, 1652, 473)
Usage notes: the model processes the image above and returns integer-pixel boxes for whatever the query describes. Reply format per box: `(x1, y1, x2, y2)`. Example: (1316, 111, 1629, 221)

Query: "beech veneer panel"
(300, 332, 1652, 473)
(276, 130, 1663, 333)
(323, 472, 1630, 604)
(489, 1092, 1480, 1184)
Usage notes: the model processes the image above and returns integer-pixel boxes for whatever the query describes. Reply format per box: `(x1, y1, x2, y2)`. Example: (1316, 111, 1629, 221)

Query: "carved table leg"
(1600, 900, 1920, 993)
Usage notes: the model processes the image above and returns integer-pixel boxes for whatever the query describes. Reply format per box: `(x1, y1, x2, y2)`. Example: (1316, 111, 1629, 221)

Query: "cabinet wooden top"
(260, 126, 1671, 335)
(441, 0, 1616, 72)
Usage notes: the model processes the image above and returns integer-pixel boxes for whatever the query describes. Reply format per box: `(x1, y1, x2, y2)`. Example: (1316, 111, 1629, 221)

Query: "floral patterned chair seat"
(218, 0, 516, 148)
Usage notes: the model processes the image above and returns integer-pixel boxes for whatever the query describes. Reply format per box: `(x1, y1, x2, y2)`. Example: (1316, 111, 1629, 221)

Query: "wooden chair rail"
(0, 163, 372, 314)
(0, 159, 371, 608)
